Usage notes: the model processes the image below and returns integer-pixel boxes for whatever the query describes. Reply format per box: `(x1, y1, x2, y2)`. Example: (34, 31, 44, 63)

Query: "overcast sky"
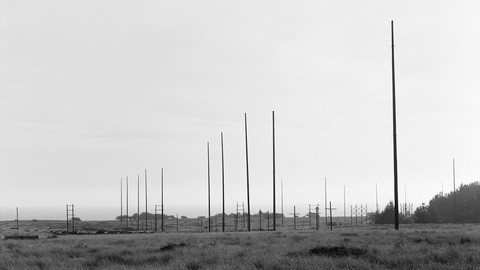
(1, 1, 479, 221)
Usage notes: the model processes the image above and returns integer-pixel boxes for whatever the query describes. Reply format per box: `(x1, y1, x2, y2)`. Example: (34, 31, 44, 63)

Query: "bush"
(413, 203, 430, 223)
(371, 202, 408, 224)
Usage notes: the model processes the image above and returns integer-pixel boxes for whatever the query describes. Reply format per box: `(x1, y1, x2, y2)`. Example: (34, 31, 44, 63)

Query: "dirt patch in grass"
(340, 233, 359, 237)
(309, 246, 367, 258)
(159, 242, 188, 252)
(460, 237, 471, 244)
(186, 260, 204, 270)
(286, 245, 367, 259)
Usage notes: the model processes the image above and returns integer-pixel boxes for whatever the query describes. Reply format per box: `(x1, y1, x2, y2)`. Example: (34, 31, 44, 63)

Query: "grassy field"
(1, 221, 479, 269)
(0, 215, 360, 236)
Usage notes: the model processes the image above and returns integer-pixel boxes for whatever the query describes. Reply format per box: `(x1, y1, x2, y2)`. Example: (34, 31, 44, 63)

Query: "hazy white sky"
(1, 1, 479, 221)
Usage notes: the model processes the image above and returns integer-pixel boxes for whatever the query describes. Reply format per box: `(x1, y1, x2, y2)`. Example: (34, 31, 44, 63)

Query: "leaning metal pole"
(391, 20, 400, 230)
(244, 113, 251, 231)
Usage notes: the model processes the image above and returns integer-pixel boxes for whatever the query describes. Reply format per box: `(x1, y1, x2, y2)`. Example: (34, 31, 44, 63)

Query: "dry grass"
(1, 223, 480, 269)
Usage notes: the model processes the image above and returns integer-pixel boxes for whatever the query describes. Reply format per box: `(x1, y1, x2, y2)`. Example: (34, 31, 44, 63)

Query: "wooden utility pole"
(120, 178, 123, 226)
(244, 113, 251, 231)
(281, 180, 284, 227)
(330, 202, 333, 231)
(207, 142, 211, 232)
(145, 169, 148, 230)
(327, 202, 336, 231)
(293, 206, 296, 230)
(344, 185, 346, 223)
(391, 20, 400, 230)
(453, 158, 456, 216)
(324, 177, 328, 226)
(161, 168, 164, 232)
(272, 110, 276, 231)
(221, 132, 225, 232)
(126, 177, 129, 229)
(16, 207, 19, 235)
(137, 175, 140, 230)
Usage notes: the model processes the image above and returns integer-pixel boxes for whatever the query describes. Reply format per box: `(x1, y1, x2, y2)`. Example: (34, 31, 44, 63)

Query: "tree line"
(372, 181, 480, 224)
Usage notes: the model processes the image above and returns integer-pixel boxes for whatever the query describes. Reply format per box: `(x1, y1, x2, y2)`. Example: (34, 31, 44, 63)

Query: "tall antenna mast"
(221, 132, 225, 232)
(244, 113, 251, 231)
(272, 110, 276, 231)
(376, 183, 379, 212)
(207, 142, 211, 232)
(391, 20, 400, 230)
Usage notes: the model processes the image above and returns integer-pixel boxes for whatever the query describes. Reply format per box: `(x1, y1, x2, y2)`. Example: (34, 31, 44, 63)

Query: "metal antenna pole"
(207, 142, 211, 232)
(272, 110, 276, 231)
(244, 113, 251, 231)
(145, 169, 148, 230)
(391, 20, 400, 230)
(137, 175, 140, 231)
(221, 132, 225, 232)
(161, 168, 164, 232)
(376, 183, 379, 212)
